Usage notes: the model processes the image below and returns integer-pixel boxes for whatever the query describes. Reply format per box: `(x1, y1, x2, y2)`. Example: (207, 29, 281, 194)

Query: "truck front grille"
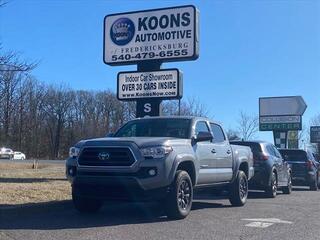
(78, 147, 136, 167)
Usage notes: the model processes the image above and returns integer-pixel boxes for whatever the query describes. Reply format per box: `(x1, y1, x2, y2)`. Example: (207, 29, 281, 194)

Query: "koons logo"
(110, 18, 135, 46)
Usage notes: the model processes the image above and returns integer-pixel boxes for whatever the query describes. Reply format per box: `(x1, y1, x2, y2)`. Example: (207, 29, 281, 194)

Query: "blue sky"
(1, 0, 319, 142)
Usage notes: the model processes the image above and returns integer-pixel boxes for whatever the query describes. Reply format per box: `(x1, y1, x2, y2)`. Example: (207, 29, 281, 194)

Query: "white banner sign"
(104, 5, 199, 65)
(117, 69, 182, 100)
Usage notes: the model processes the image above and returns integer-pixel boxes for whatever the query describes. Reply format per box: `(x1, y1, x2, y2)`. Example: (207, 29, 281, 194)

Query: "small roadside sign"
(310, 126, 320, 143)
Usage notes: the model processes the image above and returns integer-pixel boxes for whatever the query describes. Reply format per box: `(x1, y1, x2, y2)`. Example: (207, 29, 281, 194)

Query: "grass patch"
(0, 162, 71, 206)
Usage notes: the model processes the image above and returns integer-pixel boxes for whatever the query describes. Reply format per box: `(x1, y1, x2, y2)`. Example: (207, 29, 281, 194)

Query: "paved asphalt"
(0, 187, 319, 240)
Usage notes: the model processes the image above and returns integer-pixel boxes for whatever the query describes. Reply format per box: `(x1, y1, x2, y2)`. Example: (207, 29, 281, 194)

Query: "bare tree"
(0, 0, 7, 8)
(0, 51, 37, 145)
(236, 111, 259, 140)
(162, 97, 209, 117)
(42, 85, 73, 159)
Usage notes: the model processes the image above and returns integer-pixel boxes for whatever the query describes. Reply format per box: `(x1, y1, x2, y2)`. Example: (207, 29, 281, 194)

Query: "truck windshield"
(114, 118, 191, 139)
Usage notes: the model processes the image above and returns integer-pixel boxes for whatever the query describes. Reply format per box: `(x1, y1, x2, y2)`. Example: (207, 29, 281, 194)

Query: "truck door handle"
(226, 150, 231, 154)
(211, 149, 216, 154)
(200, 164, 209, 168)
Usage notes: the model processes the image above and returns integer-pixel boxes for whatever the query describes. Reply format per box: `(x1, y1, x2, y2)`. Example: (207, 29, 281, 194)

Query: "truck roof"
(231, 140, 270, 144)
(133, 115, 219, 124)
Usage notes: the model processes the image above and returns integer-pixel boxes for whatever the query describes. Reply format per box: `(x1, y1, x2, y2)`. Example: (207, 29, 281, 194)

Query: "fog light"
(148, 169, 156, 176)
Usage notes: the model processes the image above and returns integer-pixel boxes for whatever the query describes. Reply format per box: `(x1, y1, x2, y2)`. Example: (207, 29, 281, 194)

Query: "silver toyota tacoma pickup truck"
(66, 116, 254, 219)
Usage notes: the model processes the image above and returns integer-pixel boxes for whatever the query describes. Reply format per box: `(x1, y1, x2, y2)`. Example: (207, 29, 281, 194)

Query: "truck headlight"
(140, 146, 173, 159)
(69, 147, 80, 158)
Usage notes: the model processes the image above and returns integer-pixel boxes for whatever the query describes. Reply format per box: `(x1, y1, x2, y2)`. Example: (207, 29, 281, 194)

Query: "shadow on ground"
(2, 188, 297, 230)
(0, 192, 232, 230)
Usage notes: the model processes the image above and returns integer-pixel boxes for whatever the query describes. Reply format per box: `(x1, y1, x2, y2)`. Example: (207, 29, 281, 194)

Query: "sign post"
(288, 131, 299, 149)
(103, 5, 199, 117)
(259, 96, 307, 148)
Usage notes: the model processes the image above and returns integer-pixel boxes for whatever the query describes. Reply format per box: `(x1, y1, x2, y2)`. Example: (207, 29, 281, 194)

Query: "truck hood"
(77, 137, 189, 148)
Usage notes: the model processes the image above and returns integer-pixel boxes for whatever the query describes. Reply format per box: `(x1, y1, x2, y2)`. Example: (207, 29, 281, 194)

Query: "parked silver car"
(0, 148, 14, 160)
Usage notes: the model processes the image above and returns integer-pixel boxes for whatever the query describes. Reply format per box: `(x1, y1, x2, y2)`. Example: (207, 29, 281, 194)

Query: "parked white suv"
(13, 152, 26, 160)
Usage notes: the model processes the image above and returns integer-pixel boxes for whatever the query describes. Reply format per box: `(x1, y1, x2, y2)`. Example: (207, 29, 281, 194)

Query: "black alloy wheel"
(266, 171, 277, 198)
(165, 170, 193, 219)
(178, 179, 192, 211)
(229, 170, 248, 206)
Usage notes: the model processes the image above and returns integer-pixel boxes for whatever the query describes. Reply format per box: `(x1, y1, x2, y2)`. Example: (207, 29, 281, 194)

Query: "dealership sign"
(259, 116, 302, 131)
(104, 5, 199, 65)
(310, 126, 320, 143)
(117, 69, 182, 100)
(259, 96, 307, 131)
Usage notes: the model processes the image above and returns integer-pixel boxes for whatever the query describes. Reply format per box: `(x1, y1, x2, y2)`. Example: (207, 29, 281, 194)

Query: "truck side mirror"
(193, 131, 213, 143)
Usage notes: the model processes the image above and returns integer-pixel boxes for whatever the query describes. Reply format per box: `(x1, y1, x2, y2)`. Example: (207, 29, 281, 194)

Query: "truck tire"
(282, 172, 292, 194)
(266, 171, 277, 198)
(165, 170, 193, 219)
(72, 189, 103, 213)
(228, 170, 248, 207)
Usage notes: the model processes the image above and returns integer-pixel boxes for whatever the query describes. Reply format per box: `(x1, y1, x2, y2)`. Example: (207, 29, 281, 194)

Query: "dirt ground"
(0, 162, 71, 207)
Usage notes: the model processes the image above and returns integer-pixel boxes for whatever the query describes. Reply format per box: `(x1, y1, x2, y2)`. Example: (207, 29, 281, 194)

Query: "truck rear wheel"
(228, 170, 248, 206)
(72, 188, 103, 213)
(165, 170, 193, 219)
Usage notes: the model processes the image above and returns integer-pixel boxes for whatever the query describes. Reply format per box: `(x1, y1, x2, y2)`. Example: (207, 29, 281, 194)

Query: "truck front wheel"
(165, 170, 193, 219)
(228, 170, 248, 206)
(72, 188, 103, 213)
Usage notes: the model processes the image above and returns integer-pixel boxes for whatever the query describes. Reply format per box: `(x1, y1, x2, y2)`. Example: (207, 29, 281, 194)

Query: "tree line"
(0, 50, 210, 159)
(1, 48, 318, 159)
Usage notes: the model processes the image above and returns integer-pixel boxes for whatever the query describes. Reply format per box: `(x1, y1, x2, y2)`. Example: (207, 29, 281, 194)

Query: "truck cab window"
(210, 123, 226, 143)
(195, 121, 209, 135)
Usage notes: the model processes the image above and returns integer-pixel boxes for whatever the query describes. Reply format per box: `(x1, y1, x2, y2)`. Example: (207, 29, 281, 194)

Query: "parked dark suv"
(231, 141, 292, 198)
(279, 149, 320, 191)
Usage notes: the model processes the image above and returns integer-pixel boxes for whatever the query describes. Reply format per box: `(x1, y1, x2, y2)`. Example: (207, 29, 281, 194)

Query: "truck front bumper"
(66, 155, 174, 201)
(72, 176, 169, 201)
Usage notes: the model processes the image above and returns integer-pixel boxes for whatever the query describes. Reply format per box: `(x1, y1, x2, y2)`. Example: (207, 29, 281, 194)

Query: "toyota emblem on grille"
(98, 152, 110, 161)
